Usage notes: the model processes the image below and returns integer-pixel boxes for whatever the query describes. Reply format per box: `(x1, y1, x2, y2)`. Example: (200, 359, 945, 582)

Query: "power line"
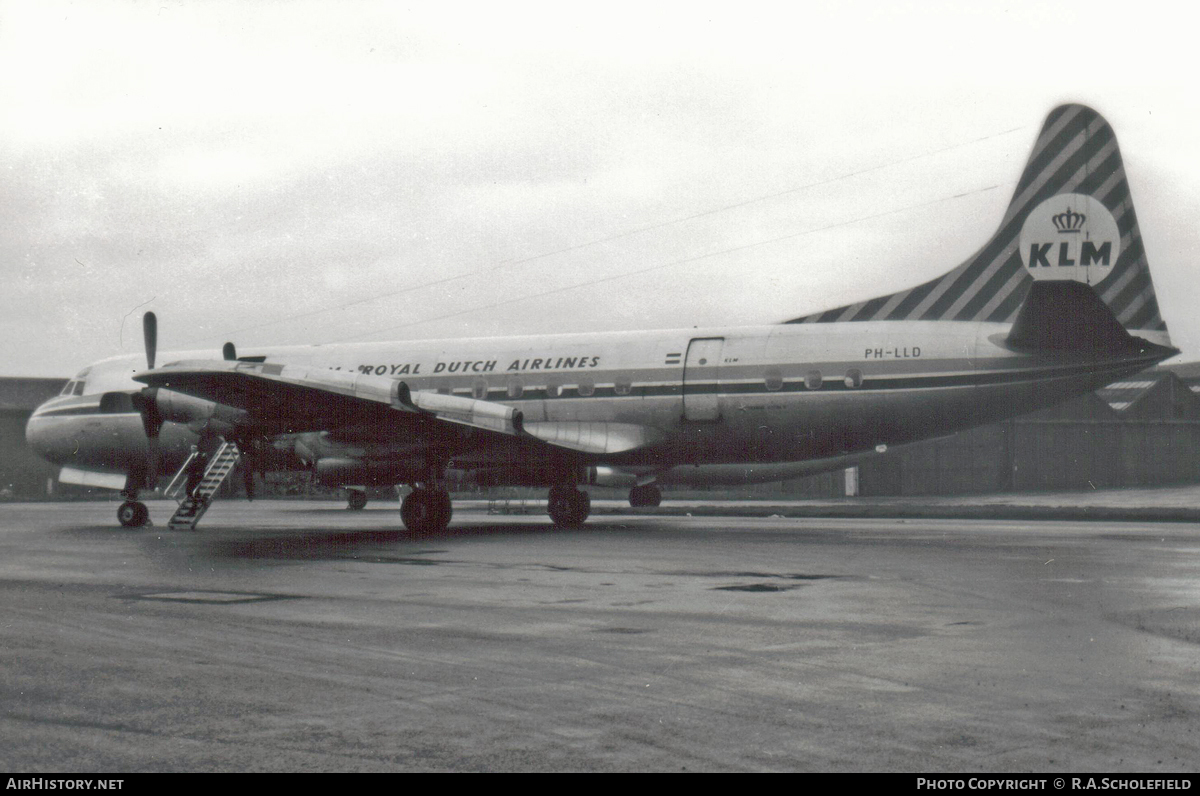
(188, 123, 1026, 346)
(324, 182, 1002, 343)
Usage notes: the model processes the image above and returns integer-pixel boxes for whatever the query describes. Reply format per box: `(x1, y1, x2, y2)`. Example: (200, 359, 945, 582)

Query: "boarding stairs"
(165, 440, 241, 530)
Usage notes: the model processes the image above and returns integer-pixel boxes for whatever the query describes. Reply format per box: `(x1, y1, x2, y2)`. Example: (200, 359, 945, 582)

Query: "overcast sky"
(2, 0, 1198, 377)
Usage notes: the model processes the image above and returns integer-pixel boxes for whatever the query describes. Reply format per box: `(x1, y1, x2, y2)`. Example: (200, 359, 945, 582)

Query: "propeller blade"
(143, 311, 157, 370)
(223, 342, 237, 361)
(131, 389, 163, 439)
(130, 389, 164, 490)
(137, 312, 161, 489)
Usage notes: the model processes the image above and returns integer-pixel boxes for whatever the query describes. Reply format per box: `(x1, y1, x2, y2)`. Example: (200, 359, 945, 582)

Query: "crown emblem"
(1052, 206, 1086, 233)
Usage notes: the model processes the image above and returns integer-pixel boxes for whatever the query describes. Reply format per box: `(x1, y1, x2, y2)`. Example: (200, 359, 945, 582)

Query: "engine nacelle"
(312, 457, 428, 487)
(471, 463, 592, 488)
(106, 388, 248, 432)
(153, 389, 247, 427)
(586, 466, 639, 488)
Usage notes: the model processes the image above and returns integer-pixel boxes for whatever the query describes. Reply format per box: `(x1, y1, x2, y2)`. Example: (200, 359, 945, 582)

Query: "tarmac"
(498, 482, 1200, 523)
(1, 487, 1199, 772)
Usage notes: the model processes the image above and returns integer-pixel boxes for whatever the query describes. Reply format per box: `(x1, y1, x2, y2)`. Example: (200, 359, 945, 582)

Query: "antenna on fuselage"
(222, 342, 237, 361)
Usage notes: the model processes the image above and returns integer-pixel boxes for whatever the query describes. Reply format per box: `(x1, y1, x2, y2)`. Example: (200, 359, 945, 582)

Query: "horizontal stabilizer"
(1007, 280, 1134, 351)
(1005, 280, 1179, 361)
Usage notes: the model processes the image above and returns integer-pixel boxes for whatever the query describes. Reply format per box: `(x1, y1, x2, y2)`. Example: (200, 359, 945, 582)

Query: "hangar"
(0, 377, 66, 499)
(757, 363, 1200, 498)
(2, 367, 1199, 501)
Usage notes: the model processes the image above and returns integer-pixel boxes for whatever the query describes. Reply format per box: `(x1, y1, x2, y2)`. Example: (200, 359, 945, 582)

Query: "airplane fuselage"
(26, 318, 1163, 486)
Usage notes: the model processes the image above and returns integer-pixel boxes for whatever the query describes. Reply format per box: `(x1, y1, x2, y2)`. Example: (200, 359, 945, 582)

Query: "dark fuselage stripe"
(32, 405, 106, 417)
(445, 359, 1149, 401)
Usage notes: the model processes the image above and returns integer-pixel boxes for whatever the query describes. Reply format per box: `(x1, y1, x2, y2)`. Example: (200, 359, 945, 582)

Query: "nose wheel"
(117, 501, 149, 527)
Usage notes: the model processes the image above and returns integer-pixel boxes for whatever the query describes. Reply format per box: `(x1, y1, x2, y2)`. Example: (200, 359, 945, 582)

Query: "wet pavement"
(1, 499, 1198, 771)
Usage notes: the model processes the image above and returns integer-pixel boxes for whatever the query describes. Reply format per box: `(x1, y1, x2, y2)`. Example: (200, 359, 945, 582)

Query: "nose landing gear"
(117, 474, 150, 527)
(117, 500, 149, 527)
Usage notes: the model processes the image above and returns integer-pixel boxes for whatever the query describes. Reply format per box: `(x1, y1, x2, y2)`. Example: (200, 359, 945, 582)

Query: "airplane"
(25, 103, 1178, 533)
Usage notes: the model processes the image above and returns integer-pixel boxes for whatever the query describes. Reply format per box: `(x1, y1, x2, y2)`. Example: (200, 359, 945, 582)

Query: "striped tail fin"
(786, 104, 1171, 347)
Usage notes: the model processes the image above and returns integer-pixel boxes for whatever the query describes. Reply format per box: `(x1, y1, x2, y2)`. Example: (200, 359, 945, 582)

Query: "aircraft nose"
(25, 401, 60, 464)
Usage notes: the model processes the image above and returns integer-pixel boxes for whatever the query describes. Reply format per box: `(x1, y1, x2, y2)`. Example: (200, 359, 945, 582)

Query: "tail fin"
(787, 104, 1171, 347)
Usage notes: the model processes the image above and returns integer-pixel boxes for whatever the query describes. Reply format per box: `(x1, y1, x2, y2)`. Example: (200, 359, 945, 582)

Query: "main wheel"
(548, 486, 590, 528)
(117, 501, 148, 527)
(347, 490, 368, 510)
(400, 488, 452, 534)
(628, 484, 662, 508)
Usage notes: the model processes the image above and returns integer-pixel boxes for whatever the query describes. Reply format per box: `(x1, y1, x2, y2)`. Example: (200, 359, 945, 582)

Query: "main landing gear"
(400, 486, 452, 534)
(346, 489, 368, 510)
(548, 484, 590, 528)
(628, 484, 662, 508)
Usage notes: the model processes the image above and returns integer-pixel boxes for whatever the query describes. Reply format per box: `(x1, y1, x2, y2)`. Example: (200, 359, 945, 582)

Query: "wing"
(135, 359, 520, 436)
(134, 359, 659, 455)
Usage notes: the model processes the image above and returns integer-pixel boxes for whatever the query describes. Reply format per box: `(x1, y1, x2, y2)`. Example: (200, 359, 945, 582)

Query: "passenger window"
(578, 378, 595, 397)
(472, 378, 488, 400)
(506, 377, 523, 399)
(545, 380, 562, 398)
(764, 369, 783, 391)
(614, 380, 632, 396)
(844, 369, 863, 389)
(804, 370, 823, 390)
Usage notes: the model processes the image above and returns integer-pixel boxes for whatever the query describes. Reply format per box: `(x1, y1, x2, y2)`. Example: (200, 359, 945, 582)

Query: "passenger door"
(682, 338, 724, 421)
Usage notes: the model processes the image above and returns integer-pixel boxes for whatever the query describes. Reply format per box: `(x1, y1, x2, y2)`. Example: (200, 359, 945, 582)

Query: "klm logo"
(1026, 240, 1112, 269)
(1018, 194, 1120, 285)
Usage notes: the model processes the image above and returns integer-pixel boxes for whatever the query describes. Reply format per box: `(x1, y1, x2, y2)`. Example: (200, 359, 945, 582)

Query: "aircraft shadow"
(171, 519, 638, 562)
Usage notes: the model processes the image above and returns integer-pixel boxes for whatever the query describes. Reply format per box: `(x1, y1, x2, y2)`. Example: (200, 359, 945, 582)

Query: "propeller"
(132, 311, 164, 491)
(132, 312, 252, 495)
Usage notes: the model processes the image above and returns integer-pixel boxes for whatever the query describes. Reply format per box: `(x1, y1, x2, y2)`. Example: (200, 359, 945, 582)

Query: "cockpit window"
(62, 367, 91, 396)
(60, 379, 86, 396)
